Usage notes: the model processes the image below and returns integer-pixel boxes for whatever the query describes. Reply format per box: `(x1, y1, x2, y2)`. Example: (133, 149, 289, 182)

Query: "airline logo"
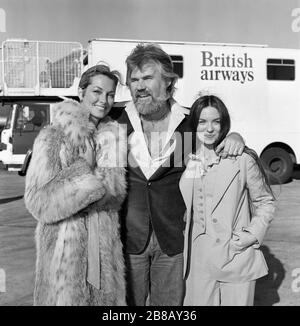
(200, 51, 254, 84)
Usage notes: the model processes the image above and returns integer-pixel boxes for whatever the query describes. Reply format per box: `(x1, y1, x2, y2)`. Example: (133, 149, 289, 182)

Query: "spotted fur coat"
(24, 100, 127, 306)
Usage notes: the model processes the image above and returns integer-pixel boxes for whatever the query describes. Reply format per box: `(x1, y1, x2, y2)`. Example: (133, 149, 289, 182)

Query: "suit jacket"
(180, 152, 275, 283)
(117, 102, 193, 255)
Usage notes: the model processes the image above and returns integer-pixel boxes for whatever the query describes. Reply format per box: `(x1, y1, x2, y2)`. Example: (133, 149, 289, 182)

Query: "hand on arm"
(215, 132, 245, 158)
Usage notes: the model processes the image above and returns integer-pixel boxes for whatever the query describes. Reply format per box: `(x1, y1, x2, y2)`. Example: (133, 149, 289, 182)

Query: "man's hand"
(215, 132, 245, 158)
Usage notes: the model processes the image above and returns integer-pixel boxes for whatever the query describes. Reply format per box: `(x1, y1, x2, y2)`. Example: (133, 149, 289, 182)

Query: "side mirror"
(18, 149, 32, 176)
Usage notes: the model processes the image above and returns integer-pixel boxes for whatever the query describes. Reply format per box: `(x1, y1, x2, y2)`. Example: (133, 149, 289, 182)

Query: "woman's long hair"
(189, 95, 230, 153)
(244, 146, 275, 199)
(188, 95, 275, 199)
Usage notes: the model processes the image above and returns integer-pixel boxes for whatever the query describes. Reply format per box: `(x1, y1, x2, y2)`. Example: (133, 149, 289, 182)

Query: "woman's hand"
(79, 138, 96, 169)
(231, 230, 258, 251)
(215, 132, 245, 158)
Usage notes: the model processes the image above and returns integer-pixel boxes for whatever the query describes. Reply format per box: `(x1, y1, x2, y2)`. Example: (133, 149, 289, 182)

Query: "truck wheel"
(260, 147, 293, 184)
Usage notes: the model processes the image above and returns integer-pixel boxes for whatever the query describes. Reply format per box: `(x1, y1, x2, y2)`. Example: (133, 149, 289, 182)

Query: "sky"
(1, 0, 300, 49)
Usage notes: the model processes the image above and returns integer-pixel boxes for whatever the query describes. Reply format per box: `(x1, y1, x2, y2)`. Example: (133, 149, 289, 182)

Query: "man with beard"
(117, 43, 244, 306)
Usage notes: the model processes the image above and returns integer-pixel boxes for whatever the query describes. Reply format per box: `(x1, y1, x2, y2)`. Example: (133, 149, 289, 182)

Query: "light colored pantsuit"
(184, 233, 256, 305)
(180, 153, 275, 306)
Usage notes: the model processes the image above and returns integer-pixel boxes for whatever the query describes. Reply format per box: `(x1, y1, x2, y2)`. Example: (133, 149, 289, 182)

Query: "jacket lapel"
(149, 129, 188, 180)
(211, 158, 240, 214)
(127, 151, 148, 180)
(179, 158, 197, 213)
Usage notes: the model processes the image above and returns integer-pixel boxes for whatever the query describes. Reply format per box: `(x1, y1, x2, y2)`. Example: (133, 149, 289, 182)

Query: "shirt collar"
(189, 149, 221, 168)
(125, 98, 187, 133)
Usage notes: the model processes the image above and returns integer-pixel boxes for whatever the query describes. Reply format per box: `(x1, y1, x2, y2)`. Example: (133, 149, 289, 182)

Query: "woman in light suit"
(180, 95, 275, 306)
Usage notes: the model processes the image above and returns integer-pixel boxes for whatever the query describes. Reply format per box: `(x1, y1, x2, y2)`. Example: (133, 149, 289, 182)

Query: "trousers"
(184, 277, 256, 306)
(125, 232, 184, 306)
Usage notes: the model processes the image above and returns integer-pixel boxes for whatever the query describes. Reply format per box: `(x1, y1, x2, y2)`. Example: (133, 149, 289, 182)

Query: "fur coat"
(24, 100, 127, 306)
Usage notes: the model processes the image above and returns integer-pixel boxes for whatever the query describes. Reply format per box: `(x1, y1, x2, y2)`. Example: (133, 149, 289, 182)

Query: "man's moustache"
(135, 92, 151, 98)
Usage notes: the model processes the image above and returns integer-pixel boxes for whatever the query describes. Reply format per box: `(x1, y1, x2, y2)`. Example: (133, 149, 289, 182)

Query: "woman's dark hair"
(189, 94, 275, 199)
(79, 64, 121, 92)
(243, 146, 276, 199)
(189, 95, 231, 151)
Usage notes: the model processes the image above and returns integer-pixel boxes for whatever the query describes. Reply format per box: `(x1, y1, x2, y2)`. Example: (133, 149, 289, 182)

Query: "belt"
(87, 211, 101, 290)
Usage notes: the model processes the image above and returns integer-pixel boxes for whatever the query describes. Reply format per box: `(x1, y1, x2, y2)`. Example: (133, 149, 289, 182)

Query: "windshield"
(14, 103, 49, 131)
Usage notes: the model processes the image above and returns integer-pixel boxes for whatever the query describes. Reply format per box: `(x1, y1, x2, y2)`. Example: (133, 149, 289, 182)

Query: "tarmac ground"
(0, 166, 300, 306)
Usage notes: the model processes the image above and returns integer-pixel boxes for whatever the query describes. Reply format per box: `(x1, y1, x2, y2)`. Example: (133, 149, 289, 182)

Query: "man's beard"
(135, 98, 162, 116)
(134, 91, 168, 116)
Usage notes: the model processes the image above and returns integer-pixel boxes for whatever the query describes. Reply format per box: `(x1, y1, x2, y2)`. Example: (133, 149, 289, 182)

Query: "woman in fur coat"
(24, 65, 127, 306)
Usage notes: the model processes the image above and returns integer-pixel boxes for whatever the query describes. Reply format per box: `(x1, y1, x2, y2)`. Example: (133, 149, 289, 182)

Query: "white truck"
(0, 39, 83, 170)
(1, 37, 300, 184)
(87, 38, 300, 183)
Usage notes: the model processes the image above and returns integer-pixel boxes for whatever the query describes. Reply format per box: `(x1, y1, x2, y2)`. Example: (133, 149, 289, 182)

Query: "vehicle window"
(14, 105, 27, 130)
(267, 59, 295, 81)
(14, 104, 50, 131)
(170, 55, 184, 78)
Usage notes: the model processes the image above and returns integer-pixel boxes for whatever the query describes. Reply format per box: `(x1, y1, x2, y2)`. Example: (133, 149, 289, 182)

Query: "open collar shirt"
(125, 99, 188, 179)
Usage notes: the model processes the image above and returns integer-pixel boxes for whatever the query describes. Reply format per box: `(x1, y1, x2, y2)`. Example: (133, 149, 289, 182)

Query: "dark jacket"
(115, 106, 192, 256)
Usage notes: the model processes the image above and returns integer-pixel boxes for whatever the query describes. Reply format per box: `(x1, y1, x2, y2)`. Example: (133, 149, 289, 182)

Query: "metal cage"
(0, 39, 83, 96)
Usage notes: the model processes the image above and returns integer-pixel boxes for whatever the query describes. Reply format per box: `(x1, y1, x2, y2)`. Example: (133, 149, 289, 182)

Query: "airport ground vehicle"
(1, 38, 300, 183)
(0, 40, 82, 170)
(88, 38, 300, 183)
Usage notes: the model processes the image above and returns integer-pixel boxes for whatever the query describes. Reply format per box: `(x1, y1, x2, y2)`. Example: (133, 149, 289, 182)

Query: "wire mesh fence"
(0, 40, 83, 95)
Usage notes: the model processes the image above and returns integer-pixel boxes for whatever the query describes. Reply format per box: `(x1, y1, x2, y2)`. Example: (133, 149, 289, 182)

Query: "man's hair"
(79, 64, 121, 91)
(125, 43, 178, 97)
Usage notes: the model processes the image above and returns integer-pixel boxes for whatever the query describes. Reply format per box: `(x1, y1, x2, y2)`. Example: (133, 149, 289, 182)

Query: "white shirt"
(125, 99, 188, 179)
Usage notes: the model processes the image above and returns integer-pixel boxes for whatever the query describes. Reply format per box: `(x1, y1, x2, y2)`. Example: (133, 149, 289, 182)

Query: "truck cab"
(0, 39, 83, 171)
(0, 98, 62, 170)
